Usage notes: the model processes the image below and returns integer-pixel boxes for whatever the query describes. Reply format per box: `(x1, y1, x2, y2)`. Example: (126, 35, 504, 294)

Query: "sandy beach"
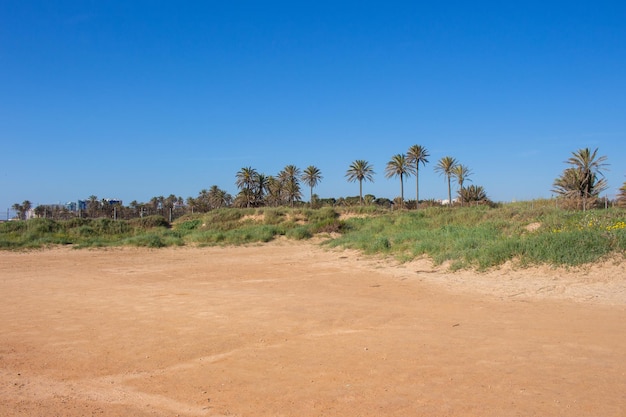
(1, 241, 625, 416)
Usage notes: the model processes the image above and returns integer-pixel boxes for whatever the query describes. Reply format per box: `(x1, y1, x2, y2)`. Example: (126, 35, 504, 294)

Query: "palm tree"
(13, 200, 32, 219)
(459, 185, 489, 205)
(235, 166, 258, 208)
(552, 147, 609, 210)
(452, 164, 472, 206)
(553, 167, 608, 210)
(187, 196, 198, 213)
(566, 147, 609, 210)
(147, 196, 159, 215)
(255, 173, 268, 206)
(162, 194, 180, 221)
(278, 165, 302, 207)
(407, 145, 430, 208)
(385, 154, 411, 208)
(11, 203, 22, 220)
(194, 189, 211, 212)
(87, 195, 99, 218)
(265, 176, 282, 207)
(301, 165, 323, 204)
(22, 200, 32, 215)
(128, 200, 141, 216)
(345, 160, 375, 206)
(434, 156, 458, 206)
(553, 168, 584, 200)
(33, 204, 46, 218)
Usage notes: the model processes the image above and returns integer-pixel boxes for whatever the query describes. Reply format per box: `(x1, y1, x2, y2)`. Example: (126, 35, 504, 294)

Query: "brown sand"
(1, 241, 625, 416)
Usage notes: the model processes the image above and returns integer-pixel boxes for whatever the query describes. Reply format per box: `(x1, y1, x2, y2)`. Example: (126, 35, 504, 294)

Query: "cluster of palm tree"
(10, 200, 32, 220)
(347, 144, 489, 208)
(552, 147, 609, 210)
(186, 186, 232, 212)
(433, 157, 484, 206)
(75, 195, 186, 220)
(13, 146, 624, 221)
(346, 145, 431, 207)
(234, 165, 323, 208)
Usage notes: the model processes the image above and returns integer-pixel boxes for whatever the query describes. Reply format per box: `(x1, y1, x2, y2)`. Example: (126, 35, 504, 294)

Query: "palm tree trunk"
(359, 180, 363, 206)
(415, 168, 420, 210)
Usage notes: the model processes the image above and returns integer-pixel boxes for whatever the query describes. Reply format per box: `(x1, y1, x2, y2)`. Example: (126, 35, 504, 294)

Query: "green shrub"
(187, 231, 221, 245)
(75, 225, 97, 237)
(92, 218, 131, 235)
(521, 229, 612, 266)
(311, 218, 344, 234)
(372, 236, 391, 251)
(306, 207, 339, 222)
(614, 228, 626, 250)
(0, 220, 27, 233)
(65, 218, 90, 228)
(207, 208, 245, 223)
(129, 215, 170, 230)
(175, 218, 202, 231)
(286, 227, 312, 240)
(263, 209, 286, 225)
(0, 239, 19, 249)
(125, 234, 167, 248)
(27, 218, 61, 234)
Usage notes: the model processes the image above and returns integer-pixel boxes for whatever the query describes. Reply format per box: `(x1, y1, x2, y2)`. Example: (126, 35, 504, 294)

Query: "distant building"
(103, 198, 123, 206)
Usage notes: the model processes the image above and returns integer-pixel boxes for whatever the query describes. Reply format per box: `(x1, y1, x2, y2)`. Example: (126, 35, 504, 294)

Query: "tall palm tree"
(235, 166, 258, 208)
(195, 189, 210, 212)
(385, 154, 411, 207)
(565, 147, 609, 210)
(301, 165, 323, 204)
(208, 185, 232, 209)
(279, 165, 302, 207)
(346, 160, 375, 206)
(407, 144, 430, 208)
(11, 203, 22, 220)
(87, 195, 99, 218)
(129, 200, 140, 217)
(265, 176, 282, 207)
(434, 156, 458, 206)
(254, 173, 269, 206)
(186, 196, 196, 213)
(452, 164, 472, 206)
(147, 196, 159, 215)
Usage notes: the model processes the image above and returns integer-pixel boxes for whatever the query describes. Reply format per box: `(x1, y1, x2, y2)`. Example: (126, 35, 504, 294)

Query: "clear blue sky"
(2, 1, 625, 213)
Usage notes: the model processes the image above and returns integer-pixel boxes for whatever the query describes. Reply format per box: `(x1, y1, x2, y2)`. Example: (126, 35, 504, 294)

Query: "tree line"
(9, 146, 626, 220)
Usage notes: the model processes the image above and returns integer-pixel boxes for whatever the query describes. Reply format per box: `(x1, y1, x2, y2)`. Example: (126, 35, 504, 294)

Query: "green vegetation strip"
(1, 204, 624, 269)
